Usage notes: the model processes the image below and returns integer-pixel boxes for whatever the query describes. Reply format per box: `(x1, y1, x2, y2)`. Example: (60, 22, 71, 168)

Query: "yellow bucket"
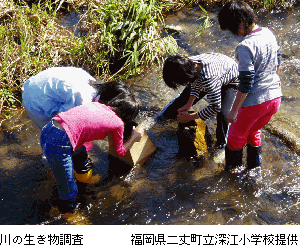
(177, 117, 212, 158)
(194, 118, 208, 156)
(75, 169, 93, 183)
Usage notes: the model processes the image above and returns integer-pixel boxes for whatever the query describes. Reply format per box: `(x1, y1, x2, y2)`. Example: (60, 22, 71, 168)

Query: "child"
(22, 67, 99, 131)
(40, 88, 142, 213)
(218, 1, 282, 173)
(156, 53, 239, 148)
(22, 67, 130, 180)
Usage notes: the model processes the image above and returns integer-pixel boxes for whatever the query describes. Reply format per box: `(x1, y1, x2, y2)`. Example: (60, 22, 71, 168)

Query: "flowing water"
(0, 5, 300, 225)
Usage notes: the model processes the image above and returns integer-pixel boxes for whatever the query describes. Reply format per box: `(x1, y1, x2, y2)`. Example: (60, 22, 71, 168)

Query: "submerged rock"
(265, 119, 300, 155)
(164, 25, 183, 35)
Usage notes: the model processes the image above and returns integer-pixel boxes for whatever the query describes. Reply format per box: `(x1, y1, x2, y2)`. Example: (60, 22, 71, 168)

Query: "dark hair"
(90, 80, 132, 99)
(218, 1, 257, 36)
(106, 93, 140, 124)
(163, 54, 199, 89)
(96, 81, 139, 123)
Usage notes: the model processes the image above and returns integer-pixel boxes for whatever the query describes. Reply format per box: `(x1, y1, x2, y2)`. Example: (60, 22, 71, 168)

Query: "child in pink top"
(218, 1, 282, 175)
(40, 84, 141, 214)
(54, 102, 129, 156)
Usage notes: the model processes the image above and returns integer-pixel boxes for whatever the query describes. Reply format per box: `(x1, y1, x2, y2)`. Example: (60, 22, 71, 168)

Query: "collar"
(248, 26, 262, 35)
(93, 94, 101, 102)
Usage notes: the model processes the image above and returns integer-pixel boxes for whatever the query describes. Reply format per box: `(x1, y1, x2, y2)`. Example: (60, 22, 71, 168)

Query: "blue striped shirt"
(189, 53, 239, 120)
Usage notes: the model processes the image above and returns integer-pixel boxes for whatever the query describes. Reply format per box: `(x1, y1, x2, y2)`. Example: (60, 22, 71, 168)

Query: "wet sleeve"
(235, 45, 255, 94)
(238, 70, 255, 93)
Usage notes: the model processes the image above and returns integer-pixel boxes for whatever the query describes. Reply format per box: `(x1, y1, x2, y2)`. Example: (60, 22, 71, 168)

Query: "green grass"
(82, 0, 178, 79)
(0, 0, 296, 117)
(0, 0, 83, 114)
(0, 0, 179, 117)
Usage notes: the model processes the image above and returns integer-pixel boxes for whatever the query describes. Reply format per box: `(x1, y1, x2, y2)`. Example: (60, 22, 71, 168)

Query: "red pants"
(227, 97, 281, 150)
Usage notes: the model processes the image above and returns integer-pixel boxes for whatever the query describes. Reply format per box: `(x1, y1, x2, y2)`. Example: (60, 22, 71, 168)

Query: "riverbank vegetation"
(0, 0, 297, 118)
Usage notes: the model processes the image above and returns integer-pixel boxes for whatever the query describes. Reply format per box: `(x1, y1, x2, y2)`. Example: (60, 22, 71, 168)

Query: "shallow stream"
(0, 5, 299, 225)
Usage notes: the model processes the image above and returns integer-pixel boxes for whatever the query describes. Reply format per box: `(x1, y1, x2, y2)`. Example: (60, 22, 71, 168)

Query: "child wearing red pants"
(218, 1, 282, 174)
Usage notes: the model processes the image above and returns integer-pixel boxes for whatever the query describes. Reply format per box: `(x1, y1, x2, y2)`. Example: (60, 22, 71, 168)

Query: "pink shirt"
(53, 102, 127, 157)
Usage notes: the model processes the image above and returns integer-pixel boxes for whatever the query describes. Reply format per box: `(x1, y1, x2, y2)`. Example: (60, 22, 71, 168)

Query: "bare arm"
(176, 95, 199, 123)
(123, 128, 142, 150)
(177, 96, 196, 113)
(177, 111, 199, 123)
(227, 91, 248, 123)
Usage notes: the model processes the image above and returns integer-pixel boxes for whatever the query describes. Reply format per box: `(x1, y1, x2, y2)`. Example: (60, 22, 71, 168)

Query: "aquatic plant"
(82, 0, 178, 80)
(194, 5, 211, 37)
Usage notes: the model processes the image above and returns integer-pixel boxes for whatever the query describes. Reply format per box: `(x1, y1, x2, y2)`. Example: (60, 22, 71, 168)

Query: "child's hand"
(177, 111, 192, 123)
(124, 128, 142, 150)
(177, 103, 191, 113)
(131, 128, 142, 143)
(227, 110, 238, 123)
(178, 96, 195, 113)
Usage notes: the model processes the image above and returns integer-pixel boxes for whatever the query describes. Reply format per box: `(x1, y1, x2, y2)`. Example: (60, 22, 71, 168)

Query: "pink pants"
(227, 97, 281, 150)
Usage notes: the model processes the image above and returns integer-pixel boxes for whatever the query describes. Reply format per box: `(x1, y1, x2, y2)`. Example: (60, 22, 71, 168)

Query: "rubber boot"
(246, 144, 262, 180)
(225, 146, 245, 173)
(74, 158, 101, 184)
(247, 144, 262, 169)
(57, 198, 80, 214)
